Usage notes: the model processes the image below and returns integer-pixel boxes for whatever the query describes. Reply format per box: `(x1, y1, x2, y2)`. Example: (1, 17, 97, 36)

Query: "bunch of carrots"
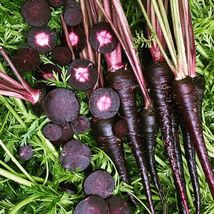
(0, 0, 213, 213)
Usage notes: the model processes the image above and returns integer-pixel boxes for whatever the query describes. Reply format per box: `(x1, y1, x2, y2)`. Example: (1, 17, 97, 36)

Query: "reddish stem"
(60, 15, 75, 61)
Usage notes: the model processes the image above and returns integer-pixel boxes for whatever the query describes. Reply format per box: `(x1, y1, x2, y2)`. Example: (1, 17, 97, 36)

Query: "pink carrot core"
(35, 32, 50, 47)
(74, 67, 90, 83)
(96, 95, 112, 112)
(96, 30, 112, 47)
(68, 32, 79, 46)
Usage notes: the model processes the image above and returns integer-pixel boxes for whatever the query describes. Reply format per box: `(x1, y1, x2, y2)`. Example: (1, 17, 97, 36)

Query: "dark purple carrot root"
(27, 26, 57, 54)
(60, 140, 91, 171)
(42, 88, 80, 125)
(112, 118, 129, 139)
(89, 88, 120, 120)
(42, 122, 63, 142)
(21, 0, 51, 27)
(52, 46, 72, 66)
(106, 195, 130, 214)
(68, 59, 98, 91)
(84, 170, 115, 199)
(47, 0, 64, 8)
(74, 196, 109, 214)
(172, 77, 214, 198)
(171, 111, 187, 213)
(19, 145, 33, 160)
(37, 64, 61, 80)
(89, 22, 118, 54)
(71, 116, 90, 134)
(12, 47, 40, 72)
(145, 61, 188, 213)
(182, 126, 200, 214)
(64, 0, 82, 27)
(59, 182, 77, 194)
(92, 118, 138, 206)
(140, 108, 164, 202)
(107, 68, 155, 214)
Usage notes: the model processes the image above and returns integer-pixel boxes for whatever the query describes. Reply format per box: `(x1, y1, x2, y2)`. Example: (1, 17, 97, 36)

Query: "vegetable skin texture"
(64, 0, 82, 27)
(107, 68, 155, 214)
(21, 0, 51, 27)
(12, 47, 40, 72)
(84, 170, 114, 199)
(71, 116, 90, 134)
(92, 118, 138, 206)
(140, 108, 163, 202)
(74, 196, 109, 214)
(52, 46, 72, 66)
(27, 26, 57, 54)
(172, 77, 214, 198)
(106, 195, 130, 214)
(89, 22, 118, 54)
(42, 88, 80, 125)
(68, 59, 98, 91)
(145, 62, 189, 213)
(113, 118, 129, 139)
(42, 122, 63, 142)
(47, 0, 64, 8)
(60, 140, 91, 171)
(19, 145, 33, 160)
(89, 88, 120, 120)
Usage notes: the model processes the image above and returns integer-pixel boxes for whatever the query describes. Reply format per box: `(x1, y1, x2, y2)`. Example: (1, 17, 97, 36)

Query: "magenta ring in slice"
(89, 88, 120, 119)
(68, 59, 98, 91)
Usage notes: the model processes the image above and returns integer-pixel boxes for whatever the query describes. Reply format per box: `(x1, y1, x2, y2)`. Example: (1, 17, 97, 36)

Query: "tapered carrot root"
(107, 69, 155, 214)
(172, 77, 214, 198)
(92, 118, 138, 206)
(182, 127, 200, 214)
(146, 61, 189, 213)
(140, 108, 164, 202)
(172, 113, 187, 213)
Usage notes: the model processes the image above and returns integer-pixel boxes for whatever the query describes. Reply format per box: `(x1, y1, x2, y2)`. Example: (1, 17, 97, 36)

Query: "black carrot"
(107, 69, 154, 213)
(92, 117, 138, 206)
(145, 62, 189, 213)
(140, 108, 163, 202)
(172, 77, 214, 198)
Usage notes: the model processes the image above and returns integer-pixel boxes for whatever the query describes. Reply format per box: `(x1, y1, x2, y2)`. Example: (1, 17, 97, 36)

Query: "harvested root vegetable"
(89, 22, 118, 54)
(21, 0, 51, 27)
(71, 116, 90, 134)
(42, 122, 63, 142)
(106, 195, 130, 214)
(19, 145, 33, 160)
(89, 88, 120, 120)
(52, 46, 72, 66)
(112, 118, 129, 139)
(64, 0, 82, 27)
(74, 196, 109, 214)
(68, 59, 98, 91)
(12, 47, 40, 72)
(42, 88, 80, 125)
(47, 0, 64, 8)
(60, 140, 91, 171)
(140, 108, 163, 201)
(92, 118, 138, 206)
(27, 26, 57, 54)
(84, 170, 114, 199)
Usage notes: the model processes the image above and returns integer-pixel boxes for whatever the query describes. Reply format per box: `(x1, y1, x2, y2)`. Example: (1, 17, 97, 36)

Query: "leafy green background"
(0, 0, 213, 213)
